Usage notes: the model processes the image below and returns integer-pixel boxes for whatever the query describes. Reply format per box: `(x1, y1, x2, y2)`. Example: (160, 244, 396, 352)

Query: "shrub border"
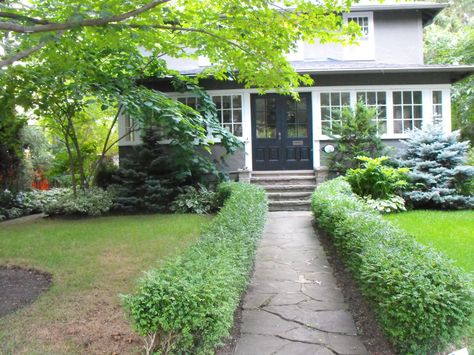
(123, 182, 267, 354)
(311, 178, 473, 354)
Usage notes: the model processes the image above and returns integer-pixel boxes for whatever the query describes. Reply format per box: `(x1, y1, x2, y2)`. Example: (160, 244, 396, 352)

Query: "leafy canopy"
(0, 0, 361, 92)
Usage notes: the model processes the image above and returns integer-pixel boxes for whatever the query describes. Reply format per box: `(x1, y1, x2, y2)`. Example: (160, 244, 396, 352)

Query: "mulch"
(315, 224, 397, 355)
(0, 265, 52, 318)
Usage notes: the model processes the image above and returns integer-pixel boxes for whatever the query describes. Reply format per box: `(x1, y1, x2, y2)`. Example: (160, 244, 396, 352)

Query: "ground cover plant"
(0, 214, 208, 354)
(123, 182, 267, 354)
(311, 178, 474, 354)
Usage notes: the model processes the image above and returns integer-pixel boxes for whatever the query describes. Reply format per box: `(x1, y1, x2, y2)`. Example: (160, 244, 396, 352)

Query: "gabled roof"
(349, 2, 446, 26)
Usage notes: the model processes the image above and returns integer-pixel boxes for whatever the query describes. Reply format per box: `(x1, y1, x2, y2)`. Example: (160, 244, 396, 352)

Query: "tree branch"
(0, 11, 50, 24)
(0, 30, 65, 68)
(0, 0, 171, 33)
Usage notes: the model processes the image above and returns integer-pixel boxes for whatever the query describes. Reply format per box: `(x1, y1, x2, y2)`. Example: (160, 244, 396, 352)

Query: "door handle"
(278, 132, 282, 141)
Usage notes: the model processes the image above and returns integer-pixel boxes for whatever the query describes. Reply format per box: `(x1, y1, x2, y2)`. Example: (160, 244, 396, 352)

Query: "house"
(119, 2, 474, 177)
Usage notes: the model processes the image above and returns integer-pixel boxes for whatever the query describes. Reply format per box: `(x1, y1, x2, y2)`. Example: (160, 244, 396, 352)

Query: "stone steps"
(250, 171, 317, 211)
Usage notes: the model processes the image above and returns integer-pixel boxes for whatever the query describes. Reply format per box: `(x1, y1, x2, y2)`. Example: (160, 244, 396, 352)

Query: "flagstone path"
(234, 211, 367, 355)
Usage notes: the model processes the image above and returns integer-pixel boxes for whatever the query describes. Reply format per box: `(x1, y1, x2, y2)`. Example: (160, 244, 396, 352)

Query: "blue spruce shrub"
(399, 125, 474, 209)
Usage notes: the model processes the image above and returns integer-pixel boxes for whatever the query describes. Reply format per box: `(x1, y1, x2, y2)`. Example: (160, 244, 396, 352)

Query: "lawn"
(385, 210, 474, 275)
(0, 214, 209, 354)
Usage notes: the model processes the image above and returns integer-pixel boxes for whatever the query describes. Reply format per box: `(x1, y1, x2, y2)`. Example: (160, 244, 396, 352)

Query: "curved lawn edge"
(311, 178, 474, 354)
(122, 182, 268, 354)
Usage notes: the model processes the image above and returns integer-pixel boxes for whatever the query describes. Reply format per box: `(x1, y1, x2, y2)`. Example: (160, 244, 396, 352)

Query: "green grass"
(385, 210, 474, 275)
(0, 214, 209, 354)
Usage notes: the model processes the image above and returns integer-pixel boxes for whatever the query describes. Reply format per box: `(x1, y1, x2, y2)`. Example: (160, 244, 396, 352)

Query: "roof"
(349, 2, 446, 26)
(176, 60, 474, 83)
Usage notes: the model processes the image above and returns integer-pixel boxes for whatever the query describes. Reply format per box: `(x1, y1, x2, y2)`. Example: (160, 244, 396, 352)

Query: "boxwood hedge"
(311, 178, 473, 354)
(123, 182, 267, 355)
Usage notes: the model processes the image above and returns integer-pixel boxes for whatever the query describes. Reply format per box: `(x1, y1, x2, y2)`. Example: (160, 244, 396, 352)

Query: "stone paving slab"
(234, 211, 367, 355)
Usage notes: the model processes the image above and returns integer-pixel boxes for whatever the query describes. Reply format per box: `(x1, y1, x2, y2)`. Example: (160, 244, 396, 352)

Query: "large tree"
(425, 0, 474, 143)
(0, 0, 361, 91)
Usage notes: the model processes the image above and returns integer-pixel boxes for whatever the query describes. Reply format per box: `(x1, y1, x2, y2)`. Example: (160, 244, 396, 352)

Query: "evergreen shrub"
(328, 102, 386, 174)
(399, 126, 474, 209)
(312, 178, 473, 354)
(123, 183, 267, 355)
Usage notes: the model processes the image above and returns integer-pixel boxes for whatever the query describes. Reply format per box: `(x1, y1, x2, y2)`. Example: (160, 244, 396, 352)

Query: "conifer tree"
(399, 126, 474, 209)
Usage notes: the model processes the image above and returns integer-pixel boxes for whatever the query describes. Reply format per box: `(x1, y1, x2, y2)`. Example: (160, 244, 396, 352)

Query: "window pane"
(233, 110, 242, 123)
(433, 91, 442, 105)
(393, 106, 402, 119)
(213, 96, 221, 109)
(322, 121, 331, 135)
(233, 124, 242, 136)
(413, 105, 422, 118)
(187, 97, 197, 108)
(367, 92, 376, 105)
(413, 91, 422, 104)
(404, 119, 413, 131)
(403, 91, 412, 104)
(403, 106, 412, 119)
(394, 120, 403, 133)
(377, 92, 386, 105)
(356, 92, 366, 102)
(232, 95, 242, 108)
(321, 93, 330, 106)
(341, 92, 350, 105)
(222, 96, 231, 109)
(223, 110, 232, 123)
(321, 107, 331, 120)
(378, 121, 387, 134)
(378, 106, 387, 119)
(414, 120, 422, 129)
(393, 92, 401, 105)
(298, 125, 308, 137)
(331, 92, 340, 106)
(255, 97, 265, 111)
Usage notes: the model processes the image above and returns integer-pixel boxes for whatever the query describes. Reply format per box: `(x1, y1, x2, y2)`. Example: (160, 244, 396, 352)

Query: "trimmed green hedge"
(123, 182, 267, 355)
(312, 178, 473, 354)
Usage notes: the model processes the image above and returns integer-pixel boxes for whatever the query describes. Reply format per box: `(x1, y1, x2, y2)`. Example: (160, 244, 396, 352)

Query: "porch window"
(213, 95, 243, 137)
(320, 92, 350, 135)
(176, 95, 243, 137)
(432, 90, 443, 124)
(356, 91, 387, 134)
(393, 91, 423, 133)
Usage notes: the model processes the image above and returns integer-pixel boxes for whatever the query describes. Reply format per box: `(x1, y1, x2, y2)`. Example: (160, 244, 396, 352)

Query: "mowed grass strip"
(0, 214, 209, 354)
(385, 210, 474, 275)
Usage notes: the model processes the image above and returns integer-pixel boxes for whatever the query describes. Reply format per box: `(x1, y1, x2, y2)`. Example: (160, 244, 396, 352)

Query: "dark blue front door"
(251, 93, 313, 171)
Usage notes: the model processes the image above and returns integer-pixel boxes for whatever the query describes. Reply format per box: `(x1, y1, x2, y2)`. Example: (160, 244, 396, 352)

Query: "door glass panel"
(287, 97, 308, 138)
(255, 97, 277, 138)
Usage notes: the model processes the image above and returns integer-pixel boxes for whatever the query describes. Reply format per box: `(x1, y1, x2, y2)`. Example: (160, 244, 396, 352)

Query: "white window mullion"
(312, 91, 321, 167)
(422, 89, 432, 128)
(242, 92, 252, 170)
(442, 88, 451, 133)
(386, 90, 394, 136)
(350, 91, 357, 109)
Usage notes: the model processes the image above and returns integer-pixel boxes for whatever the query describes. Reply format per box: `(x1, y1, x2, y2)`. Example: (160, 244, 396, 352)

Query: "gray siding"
(374, 11, 424, 64)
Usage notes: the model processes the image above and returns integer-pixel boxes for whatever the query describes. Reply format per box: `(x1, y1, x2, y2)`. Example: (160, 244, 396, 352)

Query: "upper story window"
(348, 16, 369, 37)
(432, 91, 443, 125)
(393, 91, 423, 133)
(320, 92, 350, 135)
(356, 91, 387, 134)
(177, 94, 243, 137)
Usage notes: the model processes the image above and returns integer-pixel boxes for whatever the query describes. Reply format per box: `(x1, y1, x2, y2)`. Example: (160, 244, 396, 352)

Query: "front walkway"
(234, 212, 367, 355)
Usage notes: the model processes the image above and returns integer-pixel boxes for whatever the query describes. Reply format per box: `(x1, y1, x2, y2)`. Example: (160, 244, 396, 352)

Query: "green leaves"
(312, 178, 474, 354)
(123, 182, 267, 354)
